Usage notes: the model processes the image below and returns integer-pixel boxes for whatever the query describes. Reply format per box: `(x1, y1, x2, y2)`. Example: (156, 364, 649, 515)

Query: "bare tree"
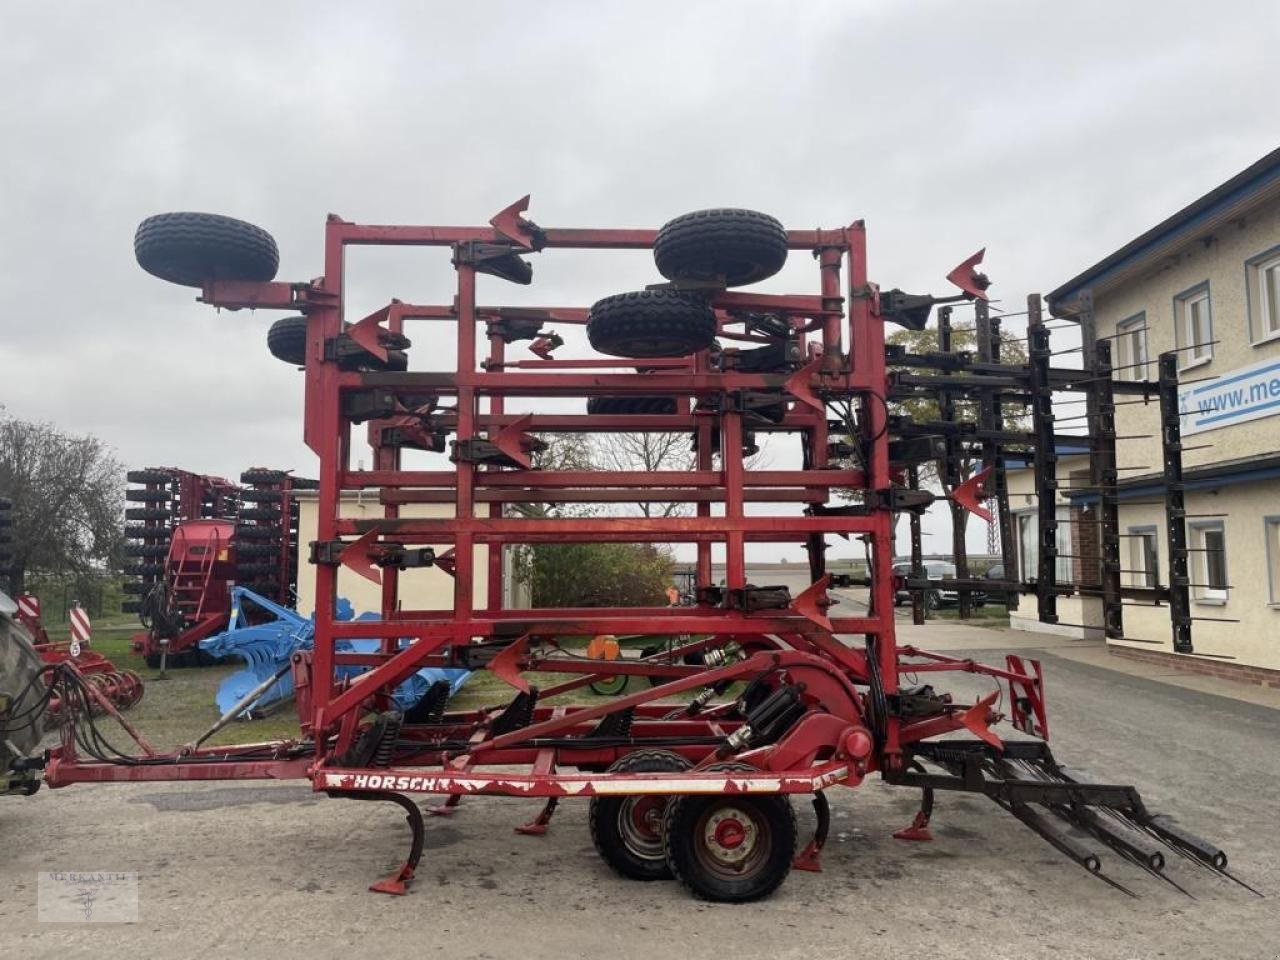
(593, 431, 769, 518)
(0, 415, 124, 594)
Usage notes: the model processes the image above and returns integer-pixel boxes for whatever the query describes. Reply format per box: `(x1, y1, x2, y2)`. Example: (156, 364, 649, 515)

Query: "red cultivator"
(28, 200, 1248, 901)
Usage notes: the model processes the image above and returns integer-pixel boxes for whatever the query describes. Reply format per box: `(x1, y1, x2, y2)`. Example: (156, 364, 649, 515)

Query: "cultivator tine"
(792, 791, 831, 872)
(329, 790, 426, 896)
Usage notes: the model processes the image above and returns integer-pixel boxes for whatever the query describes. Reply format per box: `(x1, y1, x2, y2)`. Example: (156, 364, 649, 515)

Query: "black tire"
(126, 469, 174, 485)
(663, 770, 796, 902)
(241, 489, 283, 503)
(238, 508, 282, 521)
(125, 507, 171, 521)
(236, 562, 279, 576)
(267, 316, 308, 365)
(586, 396, 679, 416)
(234, 525, 277, 540)
(122, 581, 149, 595)
(125, 489, 171, 502)
(589, 750, 693, 881)
(123, 562, 164, 577)
(234, 542, 280, 557)
(124, 543, 168, 557)
(135, 212, 279, 287)
(587, 291, 716, 359)
(121, 601, 142, 614)
(1, 615, 46, 762)
(123, 525, 172, 541)
(654, 209, 788, 287)
(144, 654, 162, 670)
(240, 468, 289, 484)
(640, 645, 667, 687)
(289, 477, 319, 490)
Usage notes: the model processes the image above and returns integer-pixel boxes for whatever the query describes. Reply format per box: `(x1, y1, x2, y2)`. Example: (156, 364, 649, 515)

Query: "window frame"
(1246, 244, 1280, 346)
(1189, 519, 1228, 605)
(1265, 516, 1280, 607)
(1127, 525, 1159, 589)
(1174, 281, 1213, 372)
(1113, 312, 1149, 381)
(1013, 507, 1072, 584)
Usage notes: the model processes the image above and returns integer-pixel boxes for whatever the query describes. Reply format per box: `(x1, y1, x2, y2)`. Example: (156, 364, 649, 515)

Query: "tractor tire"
(123, 525, 172, 541)
(589, 750, 693, 881)
(125, 507, 171, 521)
(654, 209, 788, 287)
(289, 477, 320, 490)
(241, 489, 283, 503)
(124, 543, 168, 558)
(587, 291, 716, 359)
(0, 613, 47, 765)
(125, 469, 174, 485)
(234, 525, 277, 540)
(125, 489, 171, 502)
(663, 763, 796, 902)
(134, 212, 279, 288)
(586, 396, 679, 416)
(240, 468, 288, 484)
(267, 316, 308, 365)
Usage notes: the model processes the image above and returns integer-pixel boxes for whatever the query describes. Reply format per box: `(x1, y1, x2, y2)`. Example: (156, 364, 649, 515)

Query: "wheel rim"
(695, 803, 770, 878)
(617, 795, 669, 860)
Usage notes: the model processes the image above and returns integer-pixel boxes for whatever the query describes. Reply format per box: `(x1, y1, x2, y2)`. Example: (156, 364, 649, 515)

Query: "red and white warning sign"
(17, 593, 40, 620)
(69, 604, 92, 655)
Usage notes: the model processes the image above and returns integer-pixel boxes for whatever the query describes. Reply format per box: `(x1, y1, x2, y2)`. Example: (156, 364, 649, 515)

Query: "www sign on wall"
(1178, 357, 1280, 436)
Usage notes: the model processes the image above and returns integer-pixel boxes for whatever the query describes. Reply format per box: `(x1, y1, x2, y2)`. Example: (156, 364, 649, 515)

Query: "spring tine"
(1218, 869, 1265, 897)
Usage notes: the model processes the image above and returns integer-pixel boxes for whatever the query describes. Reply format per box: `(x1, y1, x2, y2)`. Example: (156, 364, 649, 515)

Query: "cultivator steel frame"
(31, 199, 1244, 902)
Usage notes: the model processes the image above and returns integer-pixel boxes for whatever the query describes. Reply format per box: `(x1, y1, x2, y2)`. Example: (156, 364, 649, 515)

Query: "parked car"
(982, 563, 1009, 606)
(893, 560, 986, 608)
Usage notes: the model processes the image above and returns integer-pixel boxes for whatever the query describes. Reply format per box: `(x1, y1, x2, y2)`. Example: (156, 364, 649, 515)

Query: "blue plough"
(200, 588, 469, 718)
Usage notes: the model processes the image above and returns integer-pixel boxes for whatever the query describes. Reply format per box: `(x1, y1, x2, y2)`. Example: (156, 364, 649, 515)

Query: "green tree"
(0, 415, 123, 595)
(510, 433, 675, 608)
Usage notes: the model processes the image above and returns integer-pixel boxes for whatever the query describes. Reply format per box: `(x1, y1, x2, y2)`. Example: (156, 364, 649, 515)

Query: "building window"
(1190, 520, 1228, 603)
(1174, 284, 1212, 370)
(1015, 508, 1073, 584)
(1113, 313, 1148, 381)
(1247, 248, 1280, 343)
(1128, 526, 1158, 588)
(1266, 518, 1280, 606)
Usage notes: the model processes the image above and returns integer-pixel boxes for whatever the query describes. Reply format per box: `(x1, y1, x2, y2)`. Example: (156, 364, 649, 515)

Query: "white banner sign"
(1178, 357, 1280, 436)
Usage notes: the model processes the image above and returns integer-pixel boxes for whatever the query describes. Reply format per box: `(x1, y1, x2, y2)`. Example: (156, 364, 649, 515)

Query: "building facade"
(1041, 147, 1280, 683)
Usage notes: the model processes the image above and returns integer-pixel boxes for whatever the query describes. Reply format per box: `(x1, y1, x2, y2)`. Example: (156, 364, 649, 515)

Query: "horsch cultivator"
(7, 200, 1247, 901)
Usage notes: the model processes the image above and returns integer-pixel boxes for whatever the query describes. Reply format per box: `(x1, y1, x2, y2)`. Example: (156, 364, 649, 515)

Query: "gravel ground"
(3, 638, 1277, 958)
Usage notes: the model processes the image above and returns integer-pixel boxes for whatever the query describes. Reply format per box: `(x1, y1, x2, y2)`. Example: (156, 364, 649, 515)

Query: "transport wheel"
(125, 489, 171, 502)
(586, 396, 679, 416)
(134, 212, 279, 287)
(664, 764, 796, 902)
(0, 613, 46, 765)
(125, 469, 174, 485)
(587, 291, 716, 358)
(589, 674, 629, 697)
(234, 525, 277, 540)
(640, 644, 667, 687)
(144, 654, 161, 670)
(241, 489, 283, 503)
(125, 507, 171, 521)
(123, 525, 171, 541)
(589, 750, 693, 881)
(654, 209, 788, 287)
(267, 316, 308, 365)
(241, 468, 286, 484)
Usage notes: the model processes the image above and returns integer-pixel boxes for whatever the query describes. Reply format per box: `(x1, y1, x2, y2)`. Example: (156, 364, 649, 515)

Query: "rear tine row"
(985, 754, 1256, 897)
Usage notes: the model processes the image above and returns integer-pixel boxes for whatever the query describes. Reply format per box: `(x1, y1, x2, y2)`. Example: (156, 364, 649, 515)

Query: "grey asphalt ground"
(3, 612, 1278, 957)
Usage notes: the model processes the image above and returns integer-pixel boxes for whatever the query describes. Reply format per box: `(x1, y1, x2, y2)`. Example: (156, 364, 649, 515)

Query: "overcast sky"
(1, 1, 1275, 562)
